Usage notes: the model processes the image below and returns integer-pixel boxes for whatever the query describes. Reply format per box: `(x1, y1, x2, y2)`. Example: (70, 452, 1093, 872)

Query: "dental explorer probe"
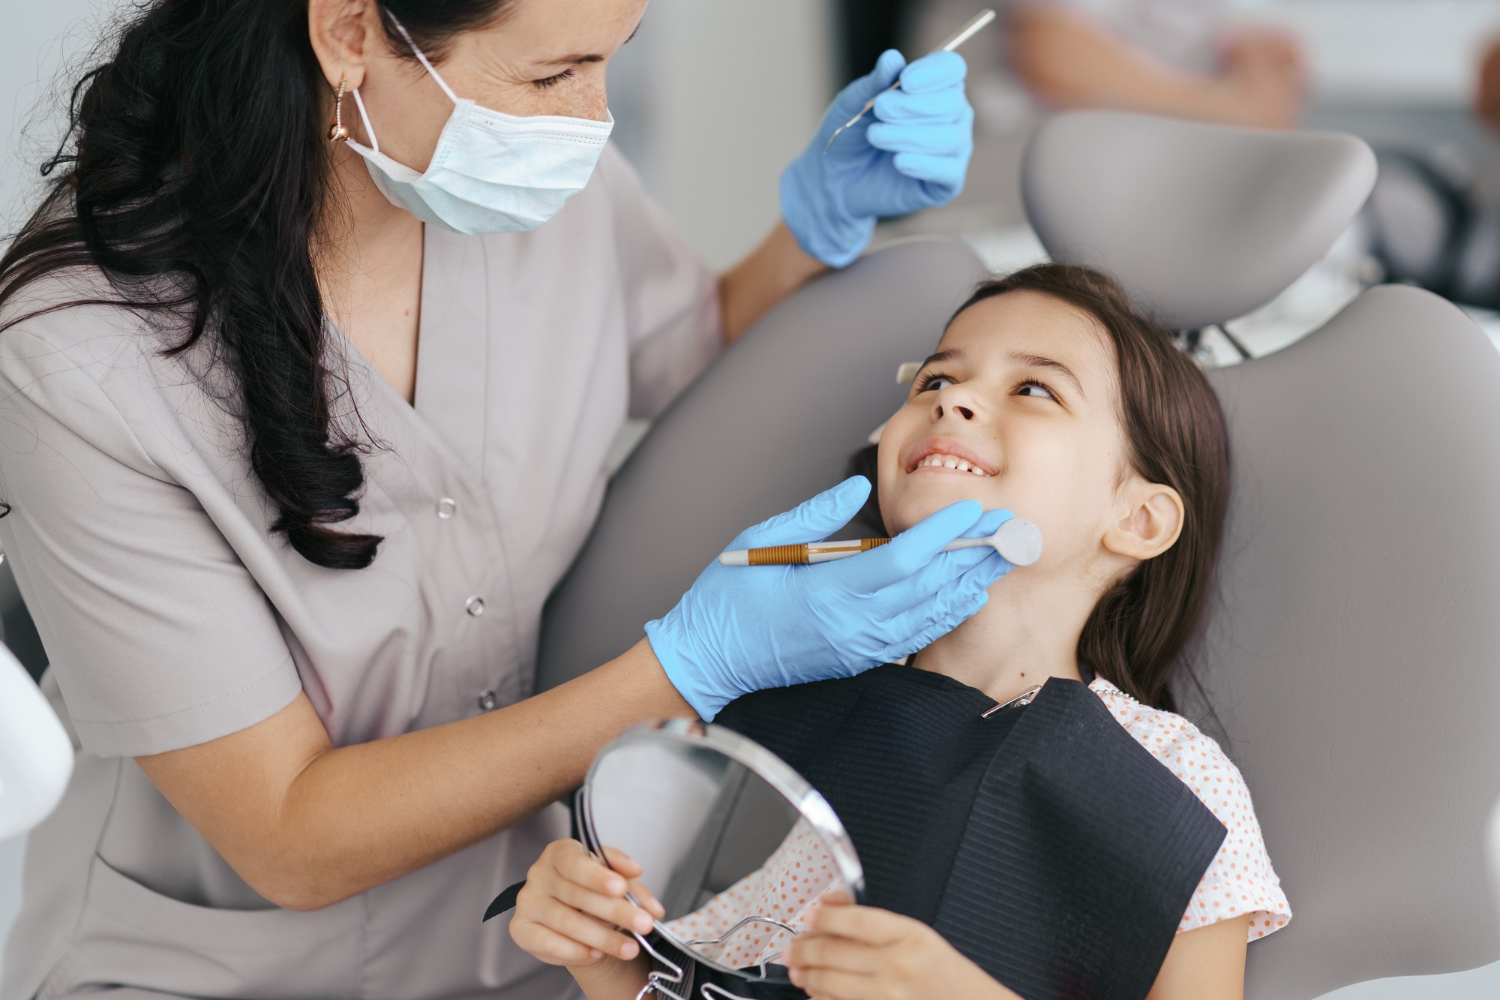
(719, 516, 1043, 567)
(825, 8, 998, 152)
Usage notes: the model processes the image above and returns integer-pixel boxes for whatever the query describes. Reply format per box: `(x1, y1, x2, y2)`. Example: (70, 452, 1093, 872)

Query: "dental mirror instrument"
(719, 516, 1042, 567)
(825, 8, 997, 153)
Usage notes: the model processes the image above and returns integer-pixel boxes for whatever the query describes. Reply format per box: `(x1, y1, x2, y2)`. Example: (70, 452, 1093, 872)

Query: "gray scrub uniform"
(0, 145, 721, 1000)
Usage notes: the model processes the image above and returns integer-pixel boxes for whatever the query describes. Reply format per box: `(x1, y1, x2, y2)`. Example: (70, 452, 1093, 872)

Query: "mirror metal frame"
(580, 718, 865, 981)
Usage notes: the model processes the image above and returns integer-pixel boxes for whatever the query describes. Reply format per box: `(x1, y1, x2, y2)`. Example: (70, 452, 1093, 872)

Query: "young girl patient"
(508, 264, 1290, 1000)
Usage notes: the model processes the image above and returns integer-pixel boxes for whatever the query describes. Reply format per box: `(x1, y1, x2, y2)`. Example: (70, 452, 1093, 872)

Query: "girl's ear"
(1103, 480, 1185, 561)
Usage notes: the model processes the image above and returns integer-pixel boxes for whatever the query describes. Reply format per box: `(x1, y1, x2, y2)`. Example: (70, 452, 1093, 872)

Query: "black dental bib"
(671, 664, 1227, 1000)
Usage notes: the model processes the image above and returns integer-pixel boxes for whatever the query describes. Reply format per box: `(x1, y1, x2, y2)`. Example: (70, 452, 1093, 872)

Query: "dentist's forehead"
(476, 0, 646, 63)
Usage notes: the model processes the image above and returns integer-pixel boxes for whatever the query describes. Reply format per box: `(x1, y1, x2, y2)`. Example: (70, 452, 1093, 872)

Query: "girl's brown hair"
(850, 263, 1230, 712)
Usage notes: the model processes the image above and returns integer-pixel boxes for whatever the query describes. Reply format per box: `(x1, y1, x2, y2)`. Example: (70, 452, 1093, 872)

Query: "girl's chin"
(889, 480, 1001, 516)
(886, 498, 994, 536)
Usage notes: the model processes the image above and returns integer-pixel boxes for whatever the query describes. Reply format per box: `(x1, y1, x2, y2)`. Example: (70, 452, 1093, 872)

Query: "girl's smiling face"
(877, 289, 1152, 585)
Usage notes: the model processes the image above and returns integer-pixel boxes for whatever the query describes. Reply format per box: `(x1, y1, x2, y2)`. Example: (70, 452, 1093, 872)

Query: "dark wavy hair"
(850, 264, 1231, 713)
(0, 0, 513, 569)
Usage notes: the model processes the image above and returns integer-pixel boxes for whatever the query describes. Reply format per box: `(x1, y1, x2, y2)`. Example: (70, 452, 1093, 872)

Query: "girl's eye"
(917, 373, 955, 392)
(533, 68, 575, 89)
(1015, 381, 1056, 400)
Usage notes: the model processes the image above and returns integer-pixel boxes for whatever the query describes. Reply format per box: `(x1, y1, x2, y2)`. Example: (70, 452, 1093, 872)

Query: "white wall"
(609, 0, 835, 269)
(0, 0, 115, 234)
(1241, 0, 1500, 105)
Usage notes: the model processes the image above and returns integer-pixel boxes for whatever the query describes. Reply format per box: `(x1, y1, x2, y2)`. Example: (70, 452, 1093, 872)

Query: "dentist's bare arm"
(136, 638, 692, 911)
(719, 221, 827, 345)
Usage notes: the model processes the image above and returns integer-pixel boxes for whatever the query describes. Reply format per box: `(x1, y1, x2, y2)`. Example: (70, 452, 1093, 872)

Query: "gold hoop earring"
(328, 76, 351, 143)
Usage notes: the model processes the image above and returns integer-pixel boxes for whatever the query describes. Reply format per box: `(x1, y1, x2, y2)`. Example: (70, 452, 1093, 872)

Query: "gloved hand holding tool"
(646, 477, 1015, 721)
(780, 10, 992, 269)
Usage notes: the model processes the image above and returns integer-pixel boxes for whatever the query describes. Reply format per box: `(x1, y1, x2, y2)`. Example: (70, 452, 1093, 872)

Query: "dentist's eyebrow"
(1010, 351, 1084, 397)
(540, 22, 641, 65)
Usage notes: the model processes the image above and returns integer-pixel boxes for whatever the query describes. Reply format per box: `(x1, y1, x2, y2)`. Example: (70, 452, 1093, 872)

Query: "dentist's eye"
(533, 68, 576, 89)
(916, 372, 955, 392)
(1015, 380, 1056, 400)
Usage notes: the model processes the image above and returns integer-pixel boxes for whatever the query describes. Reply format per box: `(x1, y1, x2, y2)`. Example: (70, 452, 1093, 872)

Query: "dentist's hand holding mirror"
(647, 477, 1016, 721)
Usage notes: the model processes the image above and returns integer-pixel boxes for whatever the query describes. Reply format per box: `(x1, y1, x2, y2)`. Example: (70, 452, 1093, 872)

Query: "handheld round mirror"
(580, 719, 864, 995)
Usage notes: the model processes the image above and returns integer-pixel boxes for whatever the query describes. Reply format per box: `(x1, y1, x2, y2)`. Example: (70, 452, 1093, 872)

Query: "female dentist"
(0, 1, 1001, 998)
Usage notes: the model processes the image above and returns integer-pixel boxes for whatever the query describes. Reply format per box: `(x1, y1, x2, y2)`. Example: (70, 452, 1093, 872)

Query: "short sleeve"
(597, 147, 723, 421)
(1164, 732, 1292, 941)
(0, 307, 302, 758)
(1090, 680, 1291, 943)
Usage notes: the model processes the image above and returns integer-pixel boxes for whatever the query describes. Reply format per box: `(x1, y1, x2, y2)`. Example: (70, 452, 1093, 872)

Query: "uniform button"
(477, 689, 498, 711)
(436, 497, 457, 520)
(465, 595, 486, 617)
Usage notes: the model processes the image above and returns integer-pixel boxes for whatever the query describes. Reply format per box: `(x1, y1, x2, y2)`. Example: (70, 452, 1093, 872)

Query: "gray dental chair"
(537, 111, 1500, 998)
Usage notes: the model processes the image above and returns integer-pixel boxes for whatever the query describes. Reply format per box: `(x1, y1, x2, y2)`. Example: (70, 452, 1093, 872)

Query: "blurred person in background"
(846, 0, 1306, 228)
(1008, 3, 1301, 125)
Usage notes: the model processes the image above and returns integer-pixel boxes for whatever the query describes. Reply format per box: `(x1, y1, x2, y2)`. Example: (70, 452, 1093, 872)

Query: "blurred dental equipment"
(718, 515, 1042, 567)
(1489, 795, 1500, 920)
(825, 8, 997, 152)
(0, 641, 71, 839)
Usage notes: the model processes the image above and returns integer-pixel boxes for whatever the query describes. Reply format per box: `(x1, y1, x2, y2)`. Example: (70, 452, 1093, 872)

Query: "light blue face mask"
(346, 17, 614, 236)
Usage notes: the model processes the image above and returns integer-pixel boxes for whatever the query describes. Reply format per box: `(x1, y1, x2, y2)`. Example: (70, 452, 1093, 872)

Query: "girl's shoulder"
(1087, 675, 1231, 780)
(1087, 676, 1293, 940)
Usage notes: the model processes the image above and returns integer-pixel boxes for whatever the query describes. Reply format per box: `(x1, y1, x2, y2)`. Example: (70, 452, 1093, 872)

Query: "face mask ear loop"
(350, 88, 380, 154)
(386, 14, 461, 105)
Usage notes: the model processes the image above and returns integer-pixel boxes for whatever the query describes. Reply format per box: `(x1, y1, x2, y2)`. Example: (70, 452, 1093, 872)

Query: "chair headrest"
(1022, 110, 1377, 331)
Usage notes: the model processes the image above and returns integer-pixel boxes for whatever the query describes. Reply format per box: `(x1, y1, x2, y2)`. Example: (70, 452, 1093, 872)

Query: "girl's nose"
(932, 387, 977, 421)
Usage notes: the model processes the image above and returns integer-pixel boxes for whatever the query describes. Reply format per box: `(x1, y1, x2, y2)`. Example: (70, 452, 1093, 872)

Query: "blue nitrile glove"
(780, 49, 974, 269)
(645, 477, 1014, 721)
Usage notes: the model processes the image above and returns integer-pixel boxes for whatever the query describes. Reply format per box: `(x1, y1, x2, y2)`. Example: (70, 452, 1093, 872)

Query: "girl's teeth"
(916, 453, 991, 476)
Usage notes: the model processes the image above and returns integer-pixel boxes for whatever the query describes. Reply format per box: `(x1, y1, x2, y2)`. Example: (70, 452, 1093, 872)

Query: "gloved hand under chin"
(781, 49, 974, 269)
(645, 477, 1014, 721)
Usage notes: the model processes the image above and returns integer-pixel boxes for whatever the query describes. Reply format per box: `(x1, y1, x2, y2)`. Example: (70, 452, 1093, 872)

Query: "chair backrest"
(1022, 110, 1377, 330)
(1199, 284, 1500, 997)
(1020, 110, 1499, 994)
